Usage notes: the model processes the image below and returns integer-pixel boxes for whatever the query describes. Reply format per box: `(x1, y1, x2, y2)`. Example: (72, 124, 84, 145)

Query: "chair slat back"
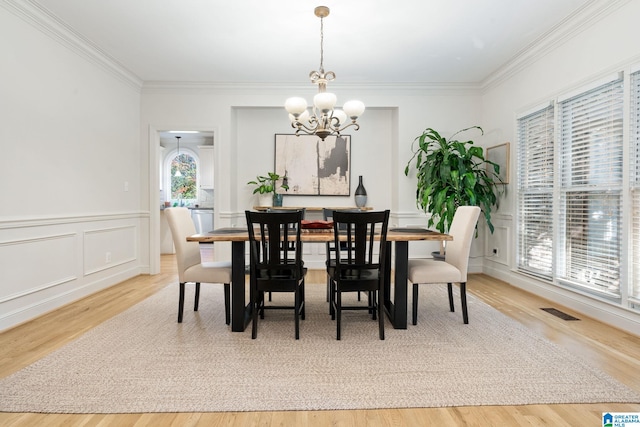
(245, 210, 304, 278)
(332, 210, 390, 273)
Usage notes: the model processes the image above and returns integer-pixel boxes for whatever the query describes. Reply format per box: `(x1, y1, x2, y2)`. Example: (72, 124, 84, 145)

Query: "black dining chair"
(328, 210, 390, 340)
(245, 210, 307, 339)
(323, 208, 363, 309)
(265, 208, 305, 302)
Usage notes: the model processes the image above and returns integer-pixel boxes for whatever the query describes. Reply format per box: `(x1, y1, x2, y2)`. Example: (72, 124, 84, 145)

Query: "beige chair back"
(444, 206, 481, 282)
(165, 207, 201, 282)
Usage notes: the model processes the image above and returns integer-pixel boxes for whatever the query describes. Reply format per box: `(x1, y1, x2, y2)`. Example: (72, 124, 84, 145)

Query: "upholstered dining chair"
(328, 210, 390, 340)
(245, 210, 306, 339)
(407, 205, 481, 325)
(165, 207, 232, 324)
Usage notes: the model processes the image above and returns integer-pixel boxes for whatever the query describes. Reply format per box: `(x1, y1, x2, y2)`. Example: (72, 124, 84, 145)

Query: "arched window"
(165, 148, 199, 206)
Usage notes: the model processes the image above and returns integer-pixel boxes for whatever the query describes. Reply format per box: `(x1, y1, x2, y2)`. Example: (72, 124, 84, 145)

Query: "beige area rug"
(0, 283, 638, 414)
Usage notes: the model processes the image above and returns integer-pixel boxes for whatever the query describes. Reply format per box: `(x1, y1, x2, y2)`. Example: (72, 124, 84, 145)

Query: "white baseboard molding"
(0, 266, 143, 333)
(483, 264, 640, 337)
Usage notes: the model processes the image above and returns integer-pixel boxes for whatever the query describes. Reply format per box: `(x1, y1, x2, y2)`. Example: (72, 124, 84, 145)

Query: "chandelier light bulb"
(333, 109, 347, 125)
(298, 109, 310, 123)
(313, 92, 337, 113)
(343, 100, 365, 120)
(289, 109, 310, 124)
(284, 97, 308, 116)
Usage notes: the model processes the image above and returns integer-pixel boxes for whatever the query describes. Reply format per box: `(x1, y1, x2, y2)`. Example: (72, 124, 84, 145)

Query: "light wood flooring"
(1, 251, 639, 426)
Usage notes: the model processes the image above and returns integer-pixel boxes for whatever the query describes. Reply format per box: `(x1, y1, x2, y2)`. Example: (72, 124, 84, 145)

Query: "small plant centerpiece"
(247, 172, 289, 207)
(404, 126, 501, 236)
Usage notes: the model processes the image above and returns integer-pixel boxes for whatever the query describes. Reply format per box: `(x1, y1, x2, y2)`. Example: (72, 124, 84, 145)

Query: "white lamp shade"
(333, 109, 347, 125)
(289, 109, 310, 124)
(313, 92, 337, 112)
(298, 109, 310, 123)
(343, 100, 365, 119)
(285, 97, 308, 115)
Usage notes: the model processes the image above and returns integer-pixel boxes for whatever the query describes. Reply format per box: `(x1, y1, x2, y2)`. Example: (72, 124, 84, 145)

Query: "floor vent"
(541, 308, 580, 321)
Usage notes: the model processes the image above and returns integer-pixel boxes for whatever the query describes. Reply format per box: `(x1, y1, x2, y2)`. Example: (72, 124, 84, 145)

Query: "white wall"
(0, 3, 144, 330)
(140, 85, 483, 267)
(480, 0, 640, 334)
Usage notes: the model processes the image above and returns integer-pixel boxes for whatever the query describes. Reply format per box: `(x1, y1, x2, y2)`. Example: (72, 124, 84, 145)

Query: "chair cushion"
(407, 258, 463, 284)
(183, 261, 232, 284)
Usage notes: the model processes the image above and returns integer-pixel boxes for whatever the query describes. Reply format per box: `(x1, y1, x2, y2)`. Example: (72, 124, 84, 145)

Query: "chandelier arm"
(292, 125, 316, 137)
(335, 122, 361, 133)
(291, 121, 318, 134)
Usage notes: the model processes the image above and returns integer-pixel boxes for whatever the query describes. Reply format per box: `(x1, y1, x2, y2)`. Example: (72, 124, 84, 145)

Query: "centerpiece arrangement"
(247, 172, 289, 207)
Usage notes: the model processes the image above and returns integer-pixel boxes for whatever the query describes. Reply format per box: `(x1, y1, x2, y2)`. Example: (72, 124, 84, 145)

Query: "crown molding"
(2, 0, 143, 91)
(481, 0, 630, 92)
(141, 80, 481, 95)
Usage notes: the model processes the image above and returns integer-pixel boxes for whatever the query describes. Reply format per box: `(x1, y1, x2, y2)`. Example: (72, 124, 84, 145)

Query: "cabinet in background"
(199, 146, 214, 189)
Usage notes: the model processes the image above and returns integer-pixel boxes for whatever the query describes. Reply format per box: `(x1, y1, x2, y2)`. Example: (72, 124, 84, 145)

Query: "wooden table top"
(252, 206, 374, 212)
(187, 227, 452, 243)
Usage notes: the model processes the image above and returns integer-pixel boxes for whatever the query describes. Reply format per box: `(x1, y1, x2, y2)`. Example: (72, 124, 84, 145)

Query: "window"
(631, 70, 640, 302)
(518, 75, 627, 302)
(557, 77, 624, 297)
(169, 151, 198, 205)
(517, 104, 555, 279)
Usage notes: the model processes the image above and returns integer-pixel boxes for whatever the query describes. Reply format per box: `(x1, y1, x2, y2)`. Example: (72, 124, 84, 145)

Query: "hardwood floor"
(1, 252, 639, 426)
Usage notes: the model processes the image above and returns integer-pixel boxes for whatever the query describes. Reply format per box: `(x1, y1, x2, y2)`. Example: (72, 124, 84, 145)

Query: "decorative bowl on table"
(301, 220, 333, 232)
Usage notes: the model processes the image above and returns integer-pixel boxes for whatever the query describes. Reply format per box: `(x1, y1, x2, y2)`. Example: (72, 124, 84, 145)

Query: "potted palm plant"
(404, 126, 501, 239)
(247, 172, 289, 207)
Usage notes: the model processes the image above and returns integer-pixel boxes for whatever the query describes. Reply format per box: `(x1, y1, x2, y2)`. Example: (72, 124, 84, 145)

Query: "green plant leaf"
(404, 125, 502, 233)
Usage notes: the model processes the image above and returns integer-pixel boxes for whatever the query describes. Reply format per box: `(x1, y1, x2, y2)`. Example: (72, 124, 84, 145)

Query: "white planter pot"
(258, 194, 272, 207)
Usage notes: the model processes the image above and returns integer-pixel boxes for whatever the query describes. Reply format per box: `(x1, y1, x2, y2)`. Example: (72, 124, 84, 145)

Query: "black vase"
(354, 175, 367, 208)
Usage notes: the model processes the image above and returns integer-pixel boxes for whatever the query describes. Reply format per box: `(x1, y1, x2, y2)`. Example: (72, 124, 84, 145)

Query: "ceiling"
(33, 0, 596, 86)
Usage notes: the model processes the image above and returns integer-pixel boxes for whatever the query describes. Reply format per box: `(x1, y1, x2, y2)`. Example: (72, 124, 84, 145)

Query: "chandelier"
(284, 6, 364, 141)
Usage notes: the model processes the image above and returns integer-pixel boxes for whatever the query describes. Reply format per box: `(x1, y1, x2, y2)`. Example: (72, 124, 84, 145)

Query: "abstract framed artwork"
(274, 134, 351, 195)
(486, 142, 510, 184)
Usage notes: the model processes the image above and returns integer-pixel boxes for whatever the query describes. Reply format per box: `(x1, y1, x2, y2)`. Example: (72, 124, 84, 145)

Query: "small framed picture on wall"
(486, 142, 510, 184)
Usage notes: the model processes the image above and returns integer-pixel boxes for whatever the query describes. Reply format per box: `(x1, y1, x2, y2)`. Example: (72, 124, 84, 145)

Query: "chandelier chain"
(319, 15, 324, 72)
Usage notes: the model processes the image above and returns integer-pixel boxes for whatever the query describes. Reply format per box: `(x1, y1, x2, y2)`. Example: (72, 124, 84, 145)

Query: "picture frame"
(274, 134, 351, 196)
(486, 142, 510, 184)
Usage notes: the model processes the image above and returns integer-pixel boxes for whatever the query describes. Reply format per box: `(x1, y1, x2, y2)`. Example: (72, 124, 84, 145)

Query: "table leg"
(383, 240, 408, 329)
(231, 241, 251, 332)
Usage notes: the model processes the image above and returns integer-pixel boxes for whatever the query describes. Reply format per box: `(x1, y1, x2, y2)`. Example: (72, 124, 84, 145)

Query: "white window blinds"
(557, 78, 624, 296)
(517, 105, 555, 278)
(631, 70, 640, 301)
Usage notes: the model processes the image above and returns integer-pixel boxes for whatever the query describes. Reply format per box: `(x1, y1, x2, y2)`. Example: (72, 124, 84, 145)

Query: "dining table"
(187, 226, 452, 332)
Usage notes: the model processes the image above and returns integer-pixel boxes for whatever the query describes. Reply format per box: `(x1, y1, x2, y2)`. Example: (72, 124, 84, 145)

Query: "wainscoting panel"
(83, 226, 137, 275)
(0, 213, 144, 332)
(0, 233, 77, 303)
(485, 225, 510, 266)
